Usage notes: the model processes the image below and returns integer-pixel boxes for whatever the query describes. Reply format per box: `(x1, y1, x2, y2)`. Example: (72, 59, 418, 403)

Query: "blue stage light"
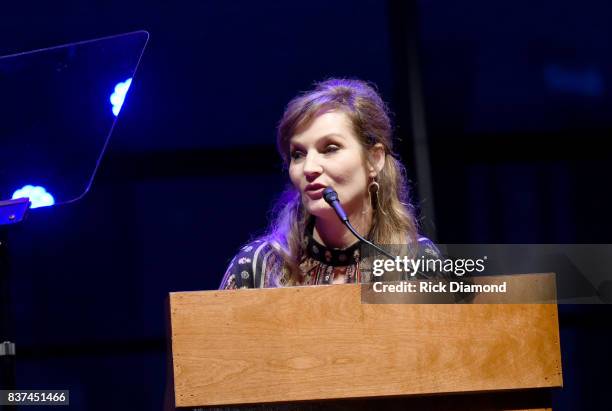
(12, 185, 55, 208)
(110, 77, 133, 116)
(544, 65, 603, 97)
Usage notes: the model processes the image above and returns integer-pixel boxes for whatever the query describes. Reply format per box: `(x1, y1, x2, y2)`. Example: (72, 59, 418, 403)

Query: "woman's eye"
(290, 150, 304, 160)
(324, 145, 340, 153)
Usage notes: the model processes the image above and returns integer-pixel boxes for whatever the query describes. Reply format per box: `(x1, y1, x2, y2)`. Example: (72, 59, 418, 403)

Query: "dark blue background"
(1, 1, 611, 409)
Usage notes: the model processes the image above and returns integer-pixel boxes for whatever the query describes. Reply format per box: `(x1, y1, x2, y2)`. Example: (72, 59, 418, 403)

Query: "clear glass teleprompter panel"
(0, 31, 148, 207)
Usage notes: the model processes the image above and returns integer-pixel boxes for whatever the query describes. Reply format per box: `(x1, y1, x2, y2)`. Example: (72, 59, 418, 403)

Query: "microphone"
(322, 187, 348, 222)
(323, 187, 395, 260)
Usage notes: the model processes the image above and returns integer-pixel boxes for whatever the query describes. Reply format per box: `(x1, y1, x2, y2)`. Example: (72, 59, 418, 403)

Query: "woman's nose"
(303, 152, 323, 178)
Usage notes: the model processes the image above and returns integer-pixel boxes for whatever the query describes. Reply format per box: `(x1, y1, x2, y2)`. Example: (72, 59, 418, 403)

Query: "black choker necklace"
(305, 226, 361, 266)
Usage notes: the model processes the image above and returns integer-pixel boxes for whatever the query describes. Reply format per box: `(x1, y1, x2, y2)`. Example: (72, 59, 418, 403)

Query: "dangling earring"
(369, 178, 387, 215)
(368, 179, 380, 209)
(363, 177, 380, 215)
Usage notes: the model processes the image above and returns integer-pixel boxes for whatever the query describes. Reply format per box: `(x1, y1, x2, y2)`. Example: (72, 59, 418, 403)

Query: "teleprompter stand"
(0, 31, 148, 399)
(0, 198, 30, 393)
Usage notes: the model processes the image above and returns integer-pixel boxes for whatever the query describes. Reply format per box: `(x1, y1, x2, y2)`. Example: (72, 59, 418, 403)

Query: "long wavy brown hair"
(264, 78, 419, 285)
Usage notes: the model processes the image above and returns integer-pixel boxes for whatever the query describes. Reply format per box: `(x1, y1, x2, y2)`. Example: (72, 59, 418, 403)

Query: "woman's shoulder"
(218, 239, 278, 290)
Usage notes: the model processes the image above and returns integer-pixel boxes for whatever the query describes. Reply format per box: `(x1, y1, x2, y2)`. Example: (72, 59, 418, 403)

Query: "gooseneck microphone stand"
(0, 197, 30, 393)
(322, 187, 395, 260)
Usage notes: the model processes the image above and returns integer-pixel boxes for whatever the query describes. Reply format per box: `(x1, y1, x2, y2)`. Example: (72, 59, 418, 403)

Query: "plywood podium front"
(168, 273, 562, 410)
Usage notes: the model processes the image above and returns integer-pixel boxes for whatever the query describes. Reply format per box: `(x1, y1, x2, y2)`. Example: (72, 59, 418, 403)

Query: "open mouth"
(305, 187, 325, 199)
(305, 184, 326, 199)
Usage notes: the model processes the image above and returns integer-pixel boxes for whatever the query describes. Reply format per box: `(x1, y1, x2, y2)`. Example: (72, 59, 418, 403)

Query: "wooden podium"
(168, 273, 562, 410)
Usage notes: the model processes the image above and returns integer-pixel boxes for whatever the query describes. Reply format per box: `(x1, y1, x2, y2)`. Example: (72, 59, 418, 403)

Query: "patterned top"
(219, 229, 441, 290)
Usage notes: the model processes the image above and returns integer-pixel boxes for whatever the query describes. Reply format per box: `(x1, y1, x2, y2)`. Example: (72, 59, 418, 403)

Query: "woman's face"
(288, 110, 372, 219)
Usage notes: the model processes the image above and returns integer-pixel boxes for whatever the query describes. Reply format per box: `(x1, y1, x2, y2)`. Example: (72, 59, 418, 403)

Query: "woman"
(219, 78, 439, 289)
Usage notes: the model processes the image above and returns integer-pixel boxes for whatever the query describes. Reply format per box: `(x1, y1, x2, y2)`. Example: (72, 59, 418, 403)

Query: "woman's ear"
(368, 143, 386, 177)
